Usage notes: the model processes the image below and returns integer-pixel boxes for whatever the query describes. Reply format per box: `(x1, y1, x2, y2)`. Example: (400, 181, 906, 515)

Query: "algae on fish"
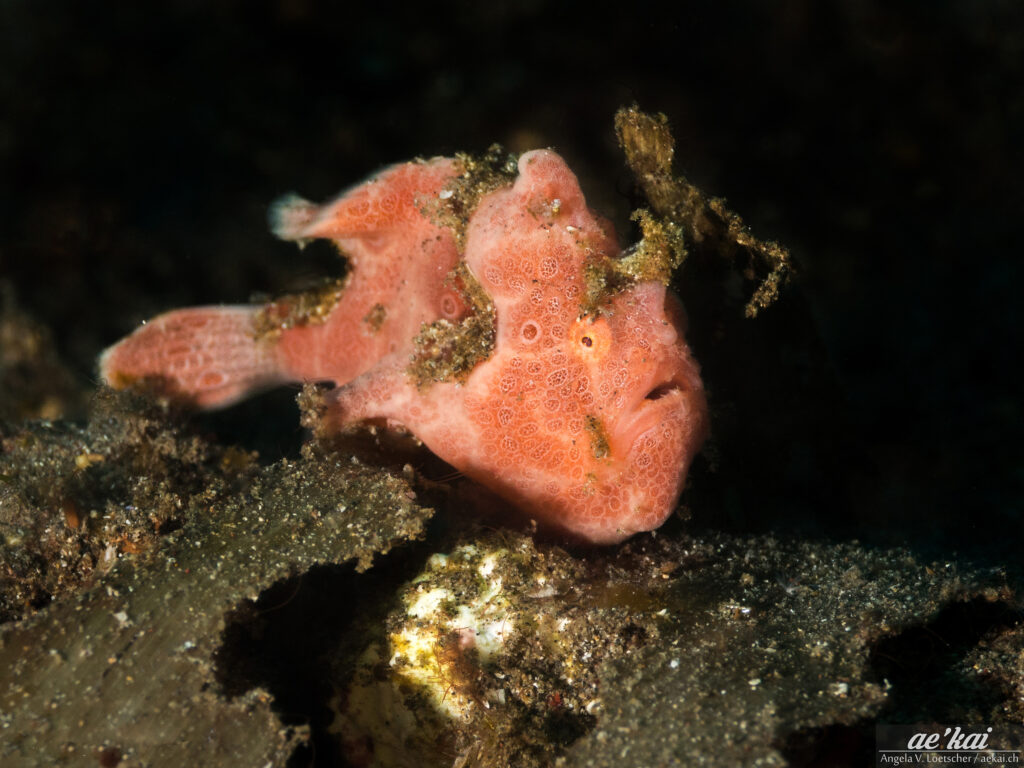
(408, 261, 496, 388)
(253, 275, 349, 339)
(405, 145, 519, 388)
(422, 144, 520, 252)
(612, 106, 793, 318)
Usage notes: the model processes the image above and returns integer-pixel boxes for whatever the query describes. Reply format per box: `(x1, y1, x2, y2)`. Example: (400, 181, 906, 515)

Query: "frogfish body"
(100, 149, 708, 544)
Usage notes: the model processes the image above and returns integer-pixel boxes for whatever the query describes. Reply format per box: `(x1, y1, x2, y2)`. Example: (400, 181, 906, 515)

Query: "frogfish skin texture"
(100, 149, 708, 544)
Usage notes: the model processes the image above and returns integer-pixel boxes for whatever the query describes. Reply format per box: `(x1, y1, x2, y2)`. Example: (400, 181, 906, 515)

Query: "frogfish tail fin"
(99, 305, 285, 410)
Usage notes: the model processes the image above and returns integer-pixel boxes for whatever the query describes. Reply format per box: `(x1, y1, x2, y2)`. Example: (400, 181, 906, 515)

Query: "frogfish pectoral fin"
(99, 306, 286, 410)
(309, 361, 417, 436)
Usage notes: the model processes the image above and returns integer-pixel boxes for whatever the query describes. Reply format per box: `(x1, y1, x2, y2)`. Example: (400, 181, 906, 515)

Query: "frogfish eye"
(570, 316, 611, 360)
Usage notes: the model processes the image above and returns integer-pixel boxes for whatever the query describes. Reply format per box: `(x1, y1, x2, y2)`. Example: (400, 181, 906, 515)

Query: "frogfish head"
(573, 280, 708, 540)
(459, 149, 709, 544)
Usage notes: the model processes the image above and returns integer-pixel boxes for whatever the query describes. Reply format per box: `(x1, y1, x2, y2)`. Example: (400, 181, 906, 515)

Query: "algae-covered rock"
(562, 534, 1020, 767)
(0, 395, 432, 767)
(314, 530, 1020, 768)
(327, 533, 602, 768)
(0, 287, 83, 423)
(1, 391, 245, 625)
(0, 363, 1020, 768)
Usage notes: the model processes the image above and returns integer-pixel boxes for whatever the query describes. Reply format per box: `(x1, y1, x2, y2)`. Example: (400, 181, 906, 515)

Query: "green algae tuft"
(615, 105, 793, 318)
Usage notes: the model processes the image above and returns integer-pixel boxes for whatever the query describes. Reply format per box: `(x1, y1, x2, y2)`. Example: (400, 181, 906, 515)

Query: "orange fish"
(319, 150, 708, 543)
(100, 150, 708, 543)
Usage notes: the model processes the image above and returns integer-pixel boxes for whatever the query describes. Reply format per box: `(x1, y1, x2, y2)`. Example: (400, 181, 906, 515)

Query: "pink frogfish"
(100, 149, 708, 543)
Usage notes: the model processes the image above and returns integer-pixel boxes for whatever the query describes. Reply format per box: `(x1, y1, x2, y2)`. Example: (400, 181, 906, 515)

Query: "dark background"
(2, 1, 1021, 561)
